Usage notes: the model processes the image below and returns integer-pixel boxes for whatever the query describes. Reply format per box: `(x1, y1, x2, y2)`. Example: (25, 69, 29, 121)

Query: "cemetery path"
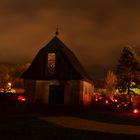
(40, 116, 140, 135)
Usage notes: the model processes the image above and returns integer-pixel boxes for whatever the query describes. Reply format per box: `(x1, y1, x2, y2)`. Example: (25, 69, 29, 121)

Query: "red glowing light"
(105, 100, 109, 104)
(117, 105, 120, 108)
(99, 96, 102, 100)
(18, 95, 26, 102)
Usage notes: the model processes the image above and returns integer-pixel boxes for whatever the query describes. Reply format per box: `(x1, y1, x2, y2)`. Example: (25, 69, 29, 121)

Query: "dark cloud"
(0, 0, 140, 78)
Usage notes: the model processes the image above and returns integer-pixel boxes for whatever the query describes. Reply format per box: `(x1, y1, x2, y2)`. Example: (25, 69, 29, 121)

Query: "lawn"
(32, 104, 140, 126)
(0, 102, 140, 140)
(0, 116, 139, 140)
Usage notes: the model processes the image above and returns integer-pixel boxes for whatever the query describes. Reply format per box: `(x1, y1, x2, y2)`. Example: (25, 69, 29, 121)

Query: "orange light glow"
(133, 109, 139, 114)
(114, 99, 118, 102)
(124, 103, 128, 107)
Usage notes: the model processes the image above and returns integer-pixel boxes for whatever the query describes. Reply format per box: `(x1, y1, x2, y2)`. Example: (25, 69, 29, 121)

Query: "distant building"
(21, 34, 94, 106)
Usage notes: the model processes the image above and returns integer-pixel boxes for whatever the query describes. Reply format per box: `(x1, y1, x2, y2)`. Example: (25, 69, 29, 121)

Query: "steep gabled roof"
(21, 36, 93, 81)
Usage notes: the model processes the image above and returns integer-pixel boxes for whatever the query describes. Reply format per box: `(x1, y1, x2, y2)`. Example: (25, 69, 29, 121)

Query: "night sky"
(1, 0, 140, 78)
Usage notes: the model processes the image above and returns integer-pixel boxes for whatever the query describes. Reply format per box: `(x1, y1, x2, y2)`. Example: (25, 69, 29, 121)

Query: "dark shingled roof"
(21, 36, 93, 81)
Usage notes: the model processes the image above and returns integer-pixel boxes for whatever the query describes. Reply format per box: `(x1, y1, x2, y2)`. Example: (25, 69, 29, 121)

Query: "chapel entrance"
(49, 85, 64, 104)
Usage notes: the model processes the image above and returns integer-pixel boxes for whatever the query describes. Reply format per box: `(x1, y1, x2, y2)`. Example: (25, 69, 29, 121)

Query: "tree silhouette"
(0, 63, 29, 89)
(116, 45, 140, 94)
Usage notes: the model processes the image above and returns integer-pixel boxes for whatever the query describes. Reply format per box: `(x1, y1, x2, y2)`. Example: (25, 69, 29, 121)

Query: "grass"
(0, 102, 140, 140)
(32, 104, 140, 126)
(0, 116, 139, 140)
(70, 109, 140, 126)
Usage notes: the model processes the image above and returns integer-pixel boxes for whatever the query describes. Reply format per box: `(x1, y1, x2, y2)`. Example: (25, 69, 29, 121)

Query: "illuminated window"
(48, 53, 56, 74)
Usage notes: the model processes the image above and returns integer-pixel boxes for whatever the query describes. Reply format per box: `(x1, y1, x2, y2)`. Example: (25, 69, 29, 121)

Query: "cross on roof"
(55, 27, 59, 36)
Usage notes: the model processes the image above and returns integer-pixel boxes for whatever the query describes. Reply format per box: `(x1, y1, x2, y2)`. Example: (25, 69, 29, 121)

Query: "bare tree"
(104, 70, 117, 96)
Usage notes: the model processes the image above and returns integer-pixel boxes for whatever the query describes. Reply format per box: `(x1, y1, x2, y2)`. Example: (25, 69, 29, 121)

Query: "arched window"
(48, 53, 56, 74)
